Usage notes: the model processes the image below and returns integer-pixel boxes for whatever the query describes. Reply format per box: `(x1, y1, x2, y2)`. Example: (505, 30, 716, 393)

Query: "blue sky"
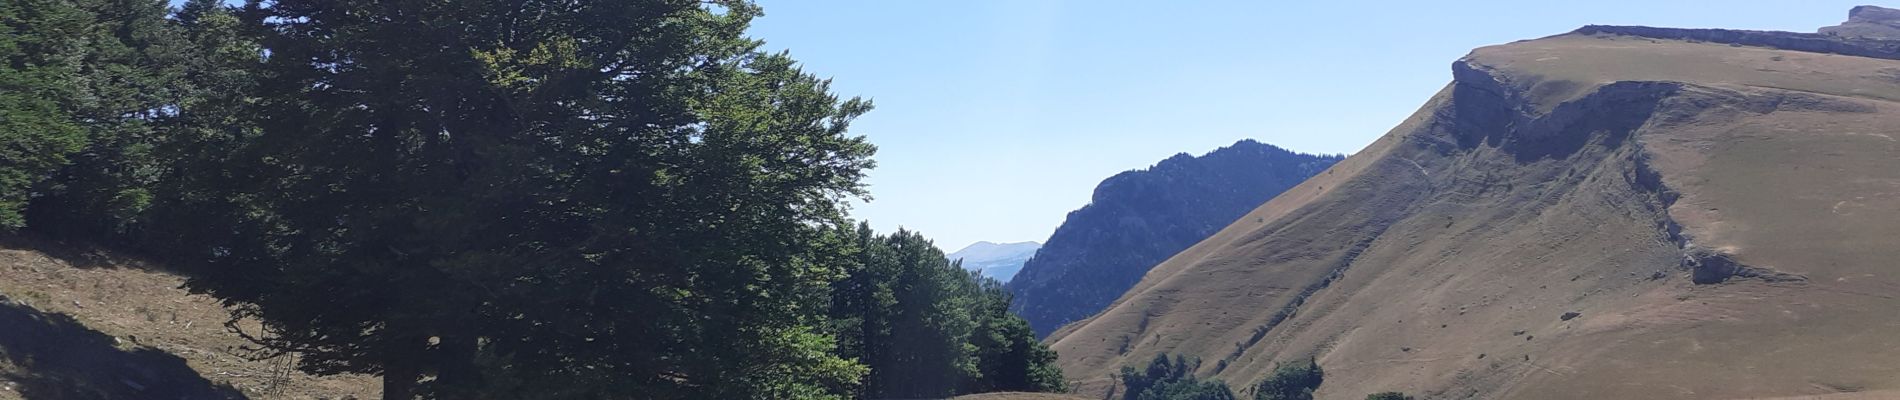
(746, 1, 1872, 250)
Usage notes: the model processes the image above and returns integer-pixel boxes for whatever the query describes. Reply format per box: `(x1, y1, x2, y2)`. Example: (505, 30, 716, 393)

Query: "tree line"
(0, 0, 1062, 398)
(1118, 355, 1409, 400)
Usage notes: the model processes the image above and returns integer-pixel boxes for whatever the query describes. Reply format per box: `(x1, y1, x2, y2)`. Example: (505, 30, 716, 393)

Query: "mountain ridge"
(948, 241, 1042, 282)
(1048, 12, 1900, 399)
(1006, 139, 1341, 336)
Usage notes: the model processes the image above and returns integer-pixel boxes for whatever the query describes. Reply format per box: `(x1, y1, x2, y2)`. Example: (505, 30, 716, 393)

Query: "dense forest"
(0, 0, 1062, 398)
(1007, 140, 1341, 336)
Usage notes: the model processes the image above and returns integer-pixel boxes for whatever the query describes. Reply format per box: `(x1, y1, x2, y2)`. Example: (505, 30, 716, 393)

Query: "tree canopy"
(0, 0, 1066, 399)
(831, 226, 1066, 398)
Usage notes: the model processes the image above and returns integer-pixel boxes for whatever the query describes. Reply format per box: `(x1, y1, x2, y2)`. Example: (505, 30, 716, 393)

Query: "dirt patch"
(0, 237, 377, 399)
(0, 297, 245, 399)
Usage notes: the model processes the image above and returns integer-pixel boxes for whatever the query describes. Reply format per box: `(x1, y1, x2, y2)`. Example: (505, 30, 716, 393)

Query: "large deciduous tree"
(6, 1, 1073, 398)
(177, 0, 874, 398)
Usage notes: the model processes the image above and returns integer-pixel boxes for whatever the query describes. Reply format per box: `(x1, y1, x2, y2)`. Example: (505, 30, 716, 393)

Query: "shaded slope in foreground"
(1050, 20, 1900, 400)
(0, 298, 245, 400)
(0, 239, 379, 399)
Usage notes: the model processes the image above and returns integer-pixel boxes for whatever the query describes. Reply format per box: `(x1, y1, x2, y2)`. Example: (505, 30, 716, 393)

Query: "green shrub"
(1122, 354, 1237, 400)
(1252, 358, 1323, 400)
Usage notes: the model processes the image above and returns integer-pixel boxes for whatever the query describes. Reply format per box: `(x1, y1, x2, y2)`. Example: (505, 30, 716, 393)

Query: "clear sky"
(745, 1, 1872, 251)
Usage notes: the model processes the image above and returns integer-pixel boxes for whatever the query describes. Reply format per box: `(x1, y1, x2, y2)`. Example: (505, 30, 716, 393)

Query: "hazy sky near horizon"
(745, 0, 1872, 251)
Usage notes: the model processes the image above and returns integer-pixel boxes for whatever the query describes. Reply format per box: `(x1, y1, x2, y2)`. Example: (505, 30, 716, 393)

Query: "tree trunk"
(383, 362, 418, 400)
(382, 334, 425, 400)
(435, 334, 480, 395)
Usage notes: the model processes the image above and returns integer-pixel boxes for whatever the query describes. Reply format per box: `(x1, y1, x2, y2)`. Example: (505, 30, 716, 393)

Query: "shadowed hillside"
(1006, 140, 1341, 336)
(0, 238, 378, 399)
(0, 300, 245, 400)
(1049, 8, 1900, 399)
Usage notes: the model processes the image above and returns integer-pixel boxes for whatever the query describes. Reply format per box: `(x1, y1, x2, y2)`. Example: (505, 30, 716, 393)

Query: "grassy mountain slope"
(1049, 20, 1900, 400)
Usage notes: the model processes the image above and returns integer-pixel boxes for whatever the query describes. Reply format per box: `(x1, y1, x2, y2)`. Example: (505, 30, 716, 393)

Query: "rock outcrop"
(1005, 140, 1339, 336)
(1821, 5, 1900, 39)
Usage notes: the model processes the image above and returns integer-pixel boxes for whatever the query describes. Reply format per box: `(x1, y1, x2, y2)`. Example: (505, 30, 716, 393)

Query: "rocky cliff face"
(1049, 11, 1900, 399)
(1821, 5, 1900, 39)
(1004, 140, 1340, 336)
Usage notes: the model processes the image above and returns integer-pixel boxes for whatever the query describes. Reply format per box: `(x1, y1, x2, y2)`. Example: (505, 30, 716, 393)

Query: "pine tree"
(830, 226, 1067, 398)
(967, 276, 1068, 393)
(20, 0, 189, 239)
(878, 230, 979, 397)
(0, 0, 123, 229)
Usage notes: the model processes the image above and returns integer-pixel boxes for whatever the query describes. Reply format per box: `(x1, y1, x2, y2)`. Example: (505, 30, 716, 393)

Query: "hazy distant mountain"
(1005, 139, 1341, 336)
(946, 241, 1040, 282)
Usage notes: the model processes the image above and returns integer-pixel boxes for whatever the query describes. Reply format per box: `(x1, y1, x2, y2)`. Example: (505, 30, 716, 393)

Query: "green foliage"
(110, 0, 266, 260)
(6, 0, 1065, 399)
(1120, 354, 1236, 400)
(966, 277, 1068, 393)
(1253, 358, 1324, 400)
(0, 0, 103, 229)
(1365, 392, 1414, 400)
(20, 0, 190, 238)
(829, 226, 1066, 398)
(165, 0, 877, 398)
(0, 0, 249, 246)
(886, 230, 978, 396)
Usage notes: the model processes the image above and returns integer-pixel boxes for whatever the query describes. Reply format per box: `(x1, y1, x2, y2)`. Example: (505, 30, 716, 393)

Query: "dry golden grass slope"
(0, 237, 376, 400)
(1048, 20, 1900, 400)
(949, 392, 1090, 400)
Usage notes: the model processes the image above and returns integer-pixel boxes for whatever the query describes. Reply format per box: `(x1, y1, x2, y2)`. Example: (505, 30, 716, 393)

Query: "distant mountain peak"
(947, 241, 1041, 283)
(950, 240, 1040, 255)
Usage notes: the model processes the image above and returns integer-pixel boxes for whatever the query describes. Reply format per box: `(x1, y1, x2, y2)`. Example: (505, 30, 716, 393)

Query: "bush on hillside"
(1252, 358, 1323, 400)
(1121, 354, 1237, 400)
